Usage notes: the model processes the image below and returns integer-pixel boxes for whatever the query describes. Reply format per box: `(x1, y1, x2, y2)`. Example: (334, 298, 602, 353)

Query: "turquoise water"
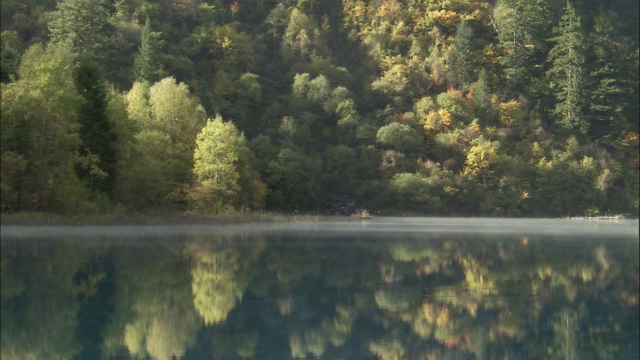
(1, 218, 638, 359)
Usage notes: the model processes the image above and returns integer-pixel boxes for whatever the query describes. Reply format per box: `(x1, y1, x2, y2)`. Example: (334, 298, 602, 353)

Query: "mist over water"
(2, 218, 638, 359)
(2, 217, 638, 240)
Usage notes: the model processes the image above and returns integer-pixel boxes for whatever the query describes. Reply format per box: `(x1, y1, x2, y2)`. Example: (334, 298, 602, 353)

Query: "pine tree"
(547, 0, 588, 134)
(133, 17, 162, 82)
(587, 10, 629, 140)
(48, 0, 115, 62)
(447, 19, 474, 90)
(472, 69, 492, 121)
(74, 59, 117, 195)
(493, 0, 552, 94)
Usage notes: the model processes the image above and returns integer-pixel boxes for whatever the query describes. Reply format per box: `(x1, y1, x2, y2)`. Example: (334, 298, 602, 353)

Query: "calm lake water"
(1, 218, 638, 360)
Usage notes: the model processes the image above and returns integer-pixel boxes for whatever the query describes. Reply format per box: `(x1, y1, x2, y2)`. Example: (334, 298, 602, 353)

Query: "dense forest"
(1, 0, 638, 217)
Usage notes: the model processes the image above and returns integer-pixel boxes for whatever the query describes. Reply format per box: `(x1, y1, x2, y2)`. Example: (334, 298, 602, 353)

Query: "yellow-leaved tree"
(191, 116, 265, 212)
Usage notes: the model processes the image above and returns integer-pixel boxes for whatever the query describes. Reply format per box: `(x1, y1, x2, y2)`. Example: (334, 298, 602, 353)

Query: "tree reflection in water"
(1, 224, 638, 359)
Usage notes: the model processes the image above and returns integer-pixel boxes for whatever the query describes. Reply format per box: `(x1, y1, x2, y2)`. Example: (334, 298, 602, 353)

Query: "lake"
(1, 218, 638, 359)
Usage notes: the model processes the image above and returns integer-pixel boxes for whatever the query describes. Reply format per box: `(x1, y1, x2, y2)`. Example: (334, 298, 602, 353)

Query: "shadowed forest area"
(1, 0, 638, 217)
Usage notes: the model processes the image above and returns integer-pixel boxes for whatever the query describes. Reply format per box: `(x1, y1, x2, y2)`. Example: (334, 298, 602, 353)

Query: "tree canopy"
(0, 0, 638, 216)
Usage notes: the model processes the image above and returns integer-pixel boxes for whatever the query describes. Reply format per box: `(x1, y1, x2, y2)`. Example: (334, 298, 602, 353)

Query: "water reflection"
(1, 219, 638, 359)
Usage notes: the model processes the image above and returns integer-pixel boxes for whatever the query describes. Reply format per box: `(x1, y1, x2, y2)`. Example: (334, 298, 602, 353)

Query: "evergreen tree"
(471, 69, 492, 122)
(0, 32, 20, 83)
(133, 17, 163, 83)
(493, 0, 553, 94)
(48, 0, 115, 62)
(587, 10, 630, 140)
(547, 0, 588, 134)
(74, 59, 117, 196)
(447, 19, 474, 90)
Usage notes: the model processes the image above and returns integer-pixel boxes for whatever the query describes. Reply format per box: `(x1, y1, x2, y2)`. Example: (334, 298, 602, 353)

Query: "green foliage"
(471, 69, 493, 120)
(547, 0, 588, 134)
(0, 31, 21, 82)
(132, 17, 164, 82)
(48, 0, 116, 62)
(493, 0, 553, 93)
(322, 144, 358, 196)
(386, 172, 453, 213)
(447, 19, 474, 90)
(376, 122, 422, 155)
(436, 90, 473, 123)
(307, 74, 331, 104)
(586, 10, 632, 141)
(74, 59, 117, 196)
(115, 129, 190, 209)
(1, 43, 90, 212)
(267, 148, 321, 210)
(125, 80, 152, 125)
(281, 8, 318, 62)
(0, 0, 638, 216)
(191, 117, 243, 210)
(148, 77, 207, 150)
(208, 24, 256, 72)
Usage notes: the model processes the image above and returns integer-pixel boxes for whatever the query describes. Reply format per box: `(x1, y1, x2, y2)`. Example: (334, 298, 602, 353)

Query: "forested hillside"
(1, 0, 638, 217)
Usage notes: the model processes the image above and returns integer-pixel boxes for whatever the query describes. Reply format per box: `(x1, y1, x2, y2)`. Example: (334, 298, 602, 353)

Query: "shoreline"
(1, 210, 637, 226)
(0, 211, 334, 226)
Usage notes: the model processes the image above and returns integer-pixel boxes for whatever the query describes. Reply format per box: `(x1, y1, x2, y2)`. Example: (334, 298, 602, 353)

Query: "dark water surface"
(2, 218, 638, 359)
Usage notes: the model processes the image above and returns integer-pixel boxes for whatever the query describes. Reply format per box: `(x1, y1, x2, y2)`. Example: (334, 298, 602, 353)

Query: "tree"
(307, 75, 331, 104)
(447, 19, 474, 90)
(74, 59, 117, 195)
(493, 0, 553, 93)
(267, 148, 322, 210)
(208, 24, 256, 73)
(191, 117, 251, 210)
(371, 58, 410, 103)
(148, 77, 207, 150)
(125, 80, 152, 125)
(0, 31, 21, 82)
(132, 17, 164, 83)
(547, 1, 588, 134)
(1, 43, 88, 212)
(115, 129, 191, 209)
(376, 122, 422, 155)
(281, 8, 319, 62)
(586, 10, 631, 140)
(211, 70, 235, 115)
(48, 0, 115, 62)
(265, 3, 290, 47)
(471, 69, 493, 122)
(231, 72, 263, 135)
(426, 42, 447, 88)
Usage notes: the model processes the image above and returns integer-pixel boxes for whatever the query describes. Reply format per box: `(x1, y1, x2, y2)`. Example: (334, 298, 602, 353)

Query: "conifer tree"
(547, 0, 588, 134)
(587, 10, 629, 140)
(133, 17, 162, 83)
(48, 0, 115, 62)
(493, 0, 552, 93)
(447, 19, 474, 90)
(472, 69, 492, 121)
(74, 59, 117, 195)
